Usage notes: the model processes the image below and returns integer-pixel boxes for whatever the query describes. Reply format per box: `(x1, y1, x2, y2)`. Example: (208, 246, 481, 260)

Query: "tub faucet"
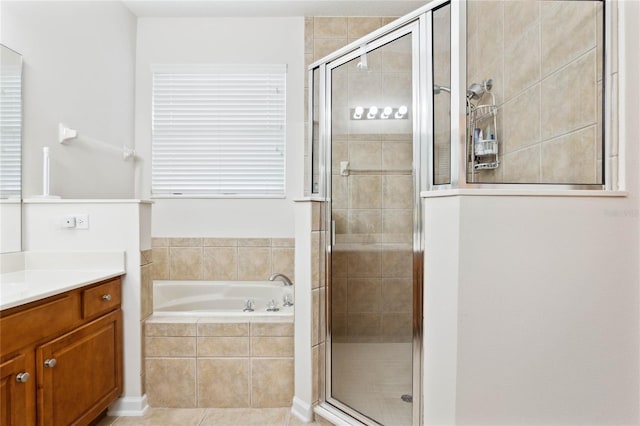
(269, 273, 293, 286)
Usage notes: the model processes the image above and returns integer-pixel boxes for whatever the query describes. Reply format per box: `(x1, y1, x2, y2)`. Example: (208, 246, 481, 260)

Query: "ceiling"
(121, 0, 428, 18)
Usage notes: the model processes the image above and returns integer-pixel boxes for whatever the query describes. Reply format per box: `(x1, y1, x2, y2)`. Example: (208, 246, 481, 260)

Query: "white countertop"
(0, 269, 125, 311)
(0, 250, 126, 311)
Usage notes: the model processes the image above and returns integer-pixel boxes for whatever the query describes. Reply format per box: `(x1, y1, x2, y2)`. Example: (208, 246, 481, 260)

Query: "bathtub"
(152, 280, 294, 318)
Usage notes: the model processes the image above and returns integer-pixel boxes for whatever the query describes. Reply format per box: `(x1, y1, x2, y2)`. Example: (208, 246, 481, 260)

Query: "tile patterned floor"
(96, 408, 324, 426)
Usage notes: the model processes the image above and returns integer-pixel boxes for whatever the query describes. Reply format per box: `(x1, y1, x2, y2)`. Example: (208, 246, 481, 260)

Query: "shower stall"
(308, 0, 606, 424)
(308, 2, 452, 425)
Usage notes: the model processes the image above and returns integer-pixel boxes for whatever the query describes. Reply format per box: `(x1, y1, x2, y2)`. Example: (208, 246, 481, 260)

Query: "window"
(151, 64, 286, 197)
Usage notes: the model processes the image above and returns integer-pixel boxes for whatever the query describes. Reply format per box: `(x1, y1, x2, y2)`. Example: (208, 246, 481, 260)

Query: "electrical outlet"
(75, 214, 89, 229)
(63, 216, 76, 228)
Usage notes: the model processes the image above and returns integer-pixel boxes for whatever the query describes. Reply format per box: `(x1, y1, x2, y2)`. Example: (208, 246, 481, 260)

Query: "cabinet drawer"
(82, 279, 121, 319)
(0, 295, 78, 355)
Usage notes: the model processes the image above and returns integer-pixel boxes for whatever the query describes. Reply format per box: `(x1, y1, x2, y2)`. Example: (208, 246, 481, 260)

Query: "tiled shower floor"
(96, 407, 324, 426)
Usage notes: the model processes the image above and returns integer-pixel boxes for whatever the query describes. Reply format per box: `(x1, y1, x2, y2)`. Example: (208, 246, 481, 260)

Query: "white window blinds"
(0, 65, 22, 198)
(151, 64, 286, 197)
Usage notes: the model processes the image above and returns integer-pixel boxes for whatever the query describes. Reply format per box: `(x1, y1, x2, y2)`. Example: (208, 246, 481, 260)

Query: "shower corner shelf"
(468, 88, 500, 176)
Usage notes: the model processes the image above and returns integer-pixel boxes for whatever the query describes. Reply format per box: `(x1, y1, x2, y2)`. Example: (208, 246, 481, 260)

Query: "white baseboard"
(108, 394, 149, 417)
(291, 396, 314, 423)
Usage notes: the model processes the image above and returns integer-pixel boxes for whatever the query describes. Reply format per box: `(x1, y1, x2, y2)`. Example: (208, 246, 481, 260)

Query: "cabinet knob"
(16, 372, 30, 383)
(102, 294, 112, 302)
(44, 358, 57, 368)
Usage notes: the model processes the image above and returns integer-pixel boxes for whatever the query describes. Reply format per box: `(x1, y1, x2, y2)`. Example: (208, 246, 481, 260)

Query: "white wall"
(0, 1, 137, 198)
(23, 200, 152, 415)
(134, 17, 305, 238)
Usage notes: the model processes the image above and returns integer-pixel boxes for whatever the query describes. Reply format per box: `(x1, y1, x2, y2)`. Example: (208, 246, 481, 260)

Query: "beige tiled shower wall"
(304, 16, 398, 196)
(144, 318, 294, 408)
(151, 238, 295, 282)
(468, 0, 609, 184)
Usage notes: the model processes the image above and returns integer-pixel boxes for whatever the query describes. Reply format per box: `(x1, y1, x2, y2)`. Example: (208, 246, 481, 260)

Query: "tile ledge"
(421, 189, 628, 198)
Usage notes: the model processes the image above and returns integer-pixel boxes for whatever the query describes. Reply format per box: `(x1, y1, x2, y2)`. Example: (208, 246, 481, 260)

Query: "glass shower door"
(327, 26, 418, 426)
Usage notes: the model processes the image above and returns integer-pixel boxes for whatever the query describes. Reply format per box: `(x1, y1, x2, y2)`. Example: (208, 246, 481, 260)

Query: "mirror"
(0, 44, 22, 253)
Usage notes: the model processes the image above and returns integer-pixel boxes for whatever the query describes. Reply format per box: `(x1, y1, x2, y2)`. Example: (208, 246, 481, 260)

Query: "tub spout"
(269, 273, 293, 286)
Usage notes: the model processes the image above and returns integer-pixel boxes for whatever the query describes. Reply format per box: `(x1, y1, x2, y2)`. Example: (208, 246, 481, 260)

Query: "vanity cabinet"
(0, 277, 122, 426)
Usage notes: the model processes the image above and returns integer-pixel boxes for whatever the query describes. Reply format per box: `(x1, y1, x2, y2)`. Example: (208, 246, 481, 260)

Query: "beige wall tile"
(382, 209, 412, 236)
(319, 286, 326, 343)
(472, 1, 505, 102)
(382, 141, 412, 171)
(349, 140, 382, 170)
(271, 248, 295, 281)
(146, 336, 196, 357)
(314, 38, 348, 62)
(152, 238, 169, 248)
(237, 247, 271, 280)
(251, 322, 294, 337)
(350, 176, 382, 209)
(381, 35, 412, 73)
(311, 232, 320, 289)
(348, 278, 381, 313)
(146, 358, 196, 408)
(332, 313, 347, 338)
(170, 238, 203, 247)
(238, 238, 271, 247)
(382, 278, 412, 313)
(331, 176, 348, 210)
(541, 51, 596, 141)
(331, 140, 348, 174)
(331, 249, 348, 278)
(348, 17, 383, 39)
(504, 21, 540, 100)
(141, 249, 153, 266)
(312, 344, 319, 403)
(502, 84, 541, 154)
(381, 248, 412, 278)
(382, 175, 412, 209)
(381, 313, 413, 341)
(203, 247, 238, 281)
(271, 238, 295, 248)
(541, 0, 595, 77)
(504, 0, 539, 40)
(349, 209, 381, 235)
(312, 288, 320, 346)
(146, 321, 196, 337)
(541, 126, 596, 184)
(331, 278, 347, 314)
(348, 313, 381, 337)
(152, 248, 169, 280)
(502, 145, 541, 184)
(305, 17, 314, 54)
(198, 337, 249, 357)
(348, 249, 381, 278)
(382, 72, 412, 106)
(197, 322, 249, 337)
(251, 337, 294, 357)
(318, 342, 326, 401)
(251, 359, 294, 407)
(203, 238, 238, 247)
(141, 263, 153, 319)
(170, 247, 203, 280)
(314, 17, 347, 38)
(197, 359, 249, 408)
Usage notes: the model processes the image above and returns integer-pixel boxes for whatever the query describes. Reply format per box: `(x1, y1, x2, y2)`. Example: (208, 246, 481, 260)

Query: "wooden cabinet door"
(0, 353, 32, 426)
(36, 310, 122, 426)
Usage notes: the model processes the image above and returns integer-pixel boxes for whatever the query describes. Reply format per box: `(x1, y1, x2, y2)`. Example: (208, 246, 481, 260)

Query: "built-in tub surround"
(151, 238, 294, 282)
(145, 316, 294, 409)
(0, 251, 125, 310)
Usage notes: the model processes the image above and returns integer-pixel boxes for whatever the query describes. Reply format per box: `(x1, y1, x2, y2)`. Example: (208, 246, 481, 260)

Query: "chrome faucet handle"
(282, 293, 294, 307)
(243, 299, 255, 312)
(266, 299, 280, 312)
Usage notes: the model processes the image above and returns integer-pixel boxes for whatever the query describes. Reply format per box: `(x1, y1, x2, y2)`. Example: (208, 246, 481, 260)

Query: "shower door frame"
(311, 3, 445, 422)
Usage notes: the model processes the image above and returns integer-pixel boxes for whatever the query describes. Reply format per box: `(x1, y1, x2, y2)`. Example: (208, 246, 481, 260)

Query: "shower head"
(466, 83, 484, 100)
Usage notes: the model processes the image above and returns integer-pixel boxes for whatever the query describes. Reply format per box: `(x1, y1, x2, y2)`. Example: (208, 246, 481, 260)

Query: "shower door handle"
(331, 220, 335, 246)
